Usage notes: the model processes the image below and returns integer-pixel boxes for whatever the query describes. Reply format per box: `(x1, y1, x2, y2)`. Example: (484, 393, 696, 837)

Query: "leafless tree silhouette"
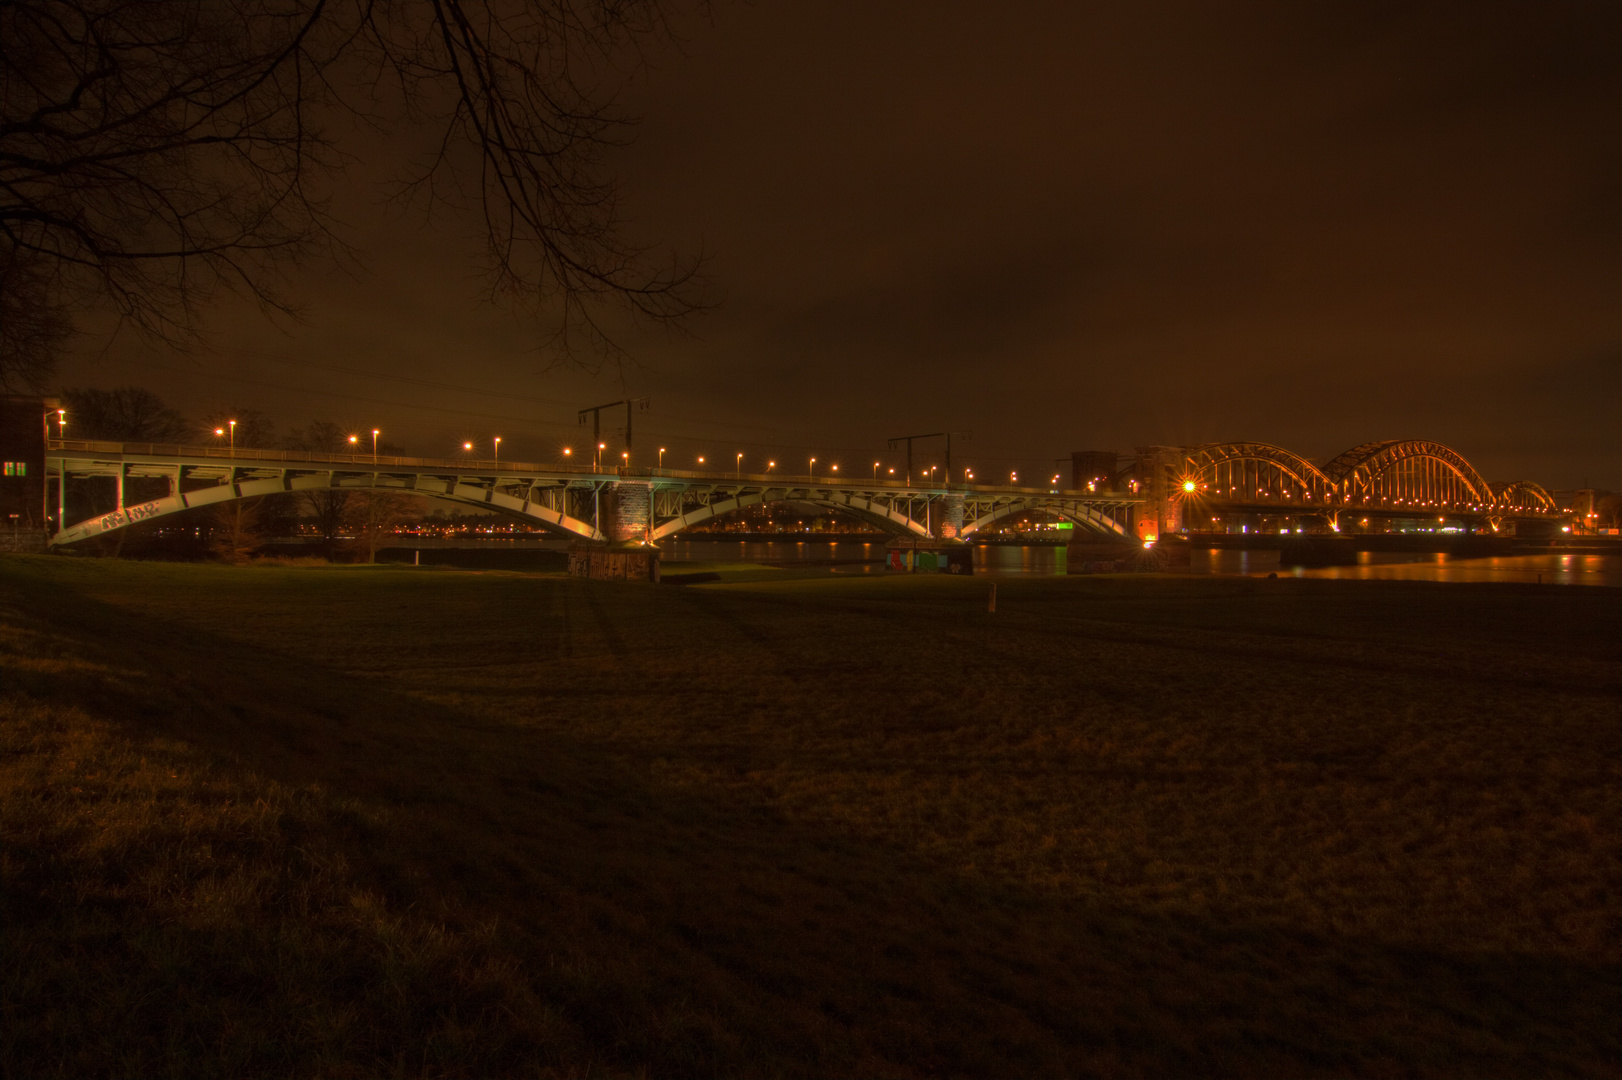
(1, 0, 703, 389)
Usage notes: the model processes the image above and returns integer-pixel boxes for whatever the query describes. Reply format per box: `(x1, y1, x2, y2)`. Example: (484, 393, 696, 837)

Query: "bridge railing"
(48, 439, 613, 475)
(46, 440, 1136, 498)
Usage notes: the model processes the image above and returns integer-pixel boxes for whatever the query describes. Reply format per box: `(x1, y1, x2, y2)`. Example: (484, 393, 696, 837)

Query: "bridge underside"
(52, 463, 607, 546)
(46, 444, 1139, 547)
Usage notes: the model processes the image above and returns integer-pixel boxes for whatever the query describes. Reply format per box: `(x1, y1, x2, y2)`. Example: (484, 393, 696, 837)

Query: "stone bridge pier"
(603, 480, 652, 545)
(936, 493, 966, 540)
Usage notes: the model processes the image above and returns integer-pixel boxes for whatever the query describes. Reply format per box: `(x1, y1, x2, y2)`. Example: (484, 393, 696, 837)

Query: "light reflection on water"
(1195, 548, 1622, 587)
(394, 536, 1622, 586)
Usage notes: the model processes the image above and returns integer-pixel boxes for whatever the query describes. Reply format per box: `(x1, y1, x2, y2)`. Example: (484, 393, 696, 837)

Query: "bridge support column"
(603, 480, 652, 545)
(937, 494, 966, 539)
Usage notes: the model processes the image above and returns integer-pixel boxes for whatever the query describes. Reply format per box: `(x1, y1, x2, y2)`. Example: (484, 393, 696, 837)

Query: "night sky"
(58, 1, 1622, 489)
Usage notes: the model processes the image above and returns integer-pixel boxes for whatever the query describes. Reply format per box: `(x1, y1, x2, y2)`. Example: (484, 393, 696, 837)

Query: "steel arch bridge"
(1173, 438, 1560, 519)
(43, 440, 1139, 546)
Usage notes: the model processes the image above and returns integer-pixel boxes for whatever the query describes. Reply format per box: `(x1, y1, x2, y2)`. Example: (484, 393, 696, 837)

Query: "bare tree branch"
(1, 0, 707, 389)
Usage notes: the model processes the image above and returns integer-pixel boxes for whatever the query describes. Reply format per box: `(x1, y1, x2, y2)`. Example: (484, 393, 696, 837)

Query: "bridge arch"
(54, 470, 604, 546)
(648, 488, 928, 541)
(1491, 480, 1558, 514)
(960, 498, 1130, 538)
(1324, 440, 1495, 510)
(1181, 442, 1335, 503)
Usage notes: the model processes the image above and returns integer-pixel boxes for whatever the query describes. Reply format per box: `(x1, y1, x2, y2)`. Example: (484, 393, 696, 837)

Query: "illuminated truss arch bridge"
(42, 440, 1141, 547)
(1164, 439, 1559, 527)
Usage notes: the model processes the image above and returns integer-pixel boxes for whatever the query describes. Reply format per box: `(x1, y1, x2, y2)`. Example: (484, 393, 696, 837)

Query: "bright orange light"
(214, 428, 224, 436)
(563, 447, 572, 455)
(348, 435, 358, 444)
(1182, 480, 1197, 492)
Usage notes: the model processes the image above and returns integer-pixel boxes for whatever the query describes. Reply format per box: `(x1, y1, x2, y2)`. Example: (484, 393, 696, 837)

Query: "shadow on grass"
(2, 562, 1616, 1078)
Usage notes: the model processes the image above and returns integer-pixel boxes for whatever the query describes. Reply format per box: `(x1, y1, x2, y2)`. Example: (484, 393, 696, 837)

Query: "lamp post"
(873, 461, 880, 481)
(697, 455, 705, 467)
(658, 447, 665, 473)
(42, 409, 64, 531)
(596, 441, 605, 470)
(767, 460, 776, 474)
(463, 441, 473, 454)
(809, 456, 816, 482)
(493, 436, 501, 464)
(372, 429, 380, 463)
(736, 452, 743, 479)
(349, 434, 359, 454)
(1010, 471, 1018, 485)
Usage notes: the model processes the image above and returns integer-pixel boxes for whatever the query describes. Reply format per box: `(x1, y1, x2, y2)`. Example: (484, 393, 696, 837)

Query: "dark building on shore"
(1, 394, 55, 532)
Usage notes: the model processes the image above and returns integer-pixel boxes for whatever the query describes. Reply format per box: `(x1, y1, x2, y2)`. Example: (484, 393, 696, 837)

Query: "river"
(386, 536, 1622, 587)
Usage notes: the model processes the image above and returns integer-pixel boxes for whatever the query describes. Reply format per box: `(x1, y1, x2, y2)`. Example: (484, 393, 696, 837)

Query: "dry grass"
(2, 556, 1617, 1077)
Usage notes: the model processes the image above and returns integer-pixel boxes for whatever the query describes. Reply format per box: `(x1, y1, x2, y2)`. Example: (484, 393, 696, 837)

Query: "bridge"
(1097, 439, 1564, 540)
(41, 439, 1139, 547)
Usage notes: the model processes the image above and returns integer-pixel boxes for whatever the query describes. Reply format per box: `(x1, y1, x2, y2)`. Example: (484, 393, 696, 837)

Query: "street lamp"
(622, 450, 630, 469)
(697, 455, 705, 466)
(658, 447, 665, 473)
(1010, 471, 1018, 484)
(767, 460, 776, 473)
(348, 434, 359, 454)
(736, 451, 743, 479)
(873, 461, 880, 481)
(372, 429, 380, 463)
(596, 441, 605, 469)
(493, 436, 501, 464)
(809, 456, 816, 481)
(41, 408, 64, 530)
(562, 446, 573, 466)
(463, 441, 473, 453)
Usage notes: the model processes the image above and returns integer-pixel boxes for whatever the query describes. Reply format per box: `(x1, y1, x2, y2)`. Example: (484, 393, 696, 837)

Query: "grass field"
(2, 555, 1617, 1077)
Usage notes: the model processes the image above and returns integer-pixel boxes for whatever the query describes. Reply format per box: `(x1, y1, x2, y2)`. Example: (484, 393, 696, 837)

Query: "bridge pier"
(936, 494, 966, 539)
(602, 480, 652, 545)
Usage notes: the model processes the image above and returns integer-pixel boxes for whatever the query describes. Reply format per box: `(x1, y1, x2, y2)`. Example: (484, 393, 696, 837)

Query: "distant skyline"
(58, 1, 1621, 489)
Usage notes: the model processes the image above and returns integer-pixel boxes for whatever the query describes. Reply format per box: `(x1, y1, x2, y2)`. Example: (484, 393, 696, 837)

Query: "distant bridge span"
(1160, 439, 1560, 524)
(43, 440, 1139, 547)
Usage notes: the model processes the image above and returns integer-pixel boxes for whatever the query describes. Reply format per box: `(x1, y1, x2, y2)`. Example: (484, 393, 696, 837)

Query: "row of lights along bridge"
(197, 423, 1028, 485)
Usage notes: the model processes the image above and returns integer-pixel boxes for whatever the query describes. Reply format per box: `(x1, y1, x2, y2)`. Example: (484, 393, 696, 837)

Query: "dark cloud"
(59, 0, 1622, 488)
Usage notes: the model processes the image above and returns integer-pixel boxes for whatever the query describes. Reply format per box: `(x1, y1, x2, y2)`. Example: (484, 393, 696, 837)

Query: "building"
(1, 394, 57, 534)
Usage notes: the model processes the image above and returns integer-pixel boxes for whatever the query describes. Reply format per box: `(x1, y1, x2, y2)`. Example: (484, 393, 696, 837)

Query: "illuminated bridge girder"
(1491, 480, 1558, 515)
(960, 496, 1134, 538)
(1179, 438, 1556, 518)
(1180, 442, 1335, 507)
(45, 441, 1143, 546)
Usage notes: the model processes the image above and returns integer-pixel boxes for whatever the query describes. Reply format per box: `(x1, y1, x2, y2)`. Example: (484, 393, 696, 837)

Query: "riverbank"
(3, 557, 1616, 1076)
